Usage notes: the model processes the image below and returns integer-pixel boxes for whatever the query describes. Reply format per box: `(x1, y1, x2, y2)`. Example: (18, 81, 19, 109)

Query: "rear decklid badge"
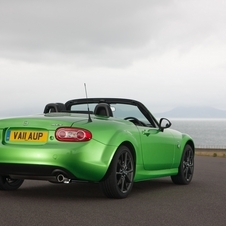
(23, 121, 29, 126)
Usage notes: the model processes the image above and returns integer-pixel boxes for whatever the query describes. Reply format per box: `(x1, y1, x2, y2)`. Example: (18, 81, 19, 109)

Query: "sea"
(169, 118, 226, 149)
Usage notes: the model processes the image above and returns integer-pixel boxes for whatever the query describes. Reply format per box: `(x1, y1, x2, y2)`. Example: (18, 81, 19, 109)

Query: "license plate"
(6, 130, 48, 142)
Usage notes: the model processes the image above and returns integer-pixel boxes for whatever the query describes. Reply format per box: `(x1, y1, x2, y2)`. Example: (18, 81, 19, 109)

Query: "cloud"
(0, 1, 162, 62)
(0, 0, 226, 117)
(2, 0, 224, 67)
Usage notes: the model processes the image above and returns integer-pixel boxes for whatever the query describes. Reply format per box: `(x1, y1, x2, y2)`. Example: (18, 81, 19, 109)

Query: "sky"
(0, 0, 226, 117)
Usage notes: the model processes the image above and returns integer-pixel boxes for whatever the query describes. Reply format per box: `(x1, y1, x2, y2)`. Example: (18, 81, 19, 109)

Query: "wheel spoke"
(125, 174, 132, 183)
(188, 163, 194, 174)
(126, 169, 133, 174)
(124, 152, 128, 167)
(121, 177, 126, 192)
(183, 166, 189, 180)
(117, 175, 128, 192)
(117, 176, 122, 186)
(183, 149, 194, 181)
(115, 151, 134, 193)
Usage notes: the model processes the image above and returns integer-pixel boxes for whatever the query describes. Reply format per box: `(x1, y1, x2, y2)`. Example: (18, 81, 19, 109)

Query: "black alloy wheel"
(0, 176, 24, 190)
(171, 144, 194, 185)
(101, 145, 134, 199)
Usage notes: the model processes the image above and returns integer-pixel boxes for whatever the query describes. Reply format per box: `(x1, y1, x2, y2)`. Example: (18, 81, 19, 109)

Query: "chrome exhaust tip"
(56, 174, 71, 184)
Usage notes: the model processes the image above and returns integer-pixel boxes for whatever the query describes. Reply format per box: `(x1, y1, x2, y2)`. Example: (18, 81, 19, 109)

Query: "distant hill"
(155, 106, 226, 118)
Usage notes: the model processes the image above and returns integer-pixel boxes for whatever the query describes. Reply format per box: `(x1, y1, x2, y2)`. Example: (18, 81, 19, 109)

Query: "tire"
(0, 176, 24, 190)
(101, 145, 134, 199)
(171, 144, 194, 185)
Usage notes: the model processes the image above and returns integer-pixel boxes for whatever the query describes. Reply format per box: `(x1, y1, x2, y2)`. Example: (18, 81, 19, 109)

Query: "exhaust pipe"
(56, 174, 71, 184)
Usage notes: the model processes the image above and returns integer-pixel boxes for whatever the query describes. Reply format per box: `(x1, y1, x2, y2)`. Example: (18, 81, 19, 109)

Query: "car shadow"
(0, 178, 175, 200)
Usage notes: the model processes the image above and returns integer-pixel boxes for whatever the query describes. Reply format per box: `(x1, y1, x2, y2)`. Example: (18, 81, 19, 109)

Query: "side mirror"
(159, 118, 172, 131)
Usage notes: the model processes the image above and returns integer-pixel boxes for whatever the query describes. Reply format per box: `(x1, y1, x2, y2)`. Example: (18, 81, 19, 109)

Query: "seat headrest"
(94, 103, 113, 117)
(44, 103, 66, 113)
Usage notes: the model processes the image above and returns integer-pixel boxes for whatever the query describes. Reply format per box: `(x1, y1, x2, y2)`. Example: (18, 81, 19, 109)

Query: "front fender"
(175, 133, 195, 166)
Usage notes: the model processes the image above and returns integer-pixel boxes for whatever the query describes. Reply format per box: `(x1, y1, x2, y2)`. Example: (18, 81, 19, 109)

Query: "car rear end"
(0, 114, 117, 183)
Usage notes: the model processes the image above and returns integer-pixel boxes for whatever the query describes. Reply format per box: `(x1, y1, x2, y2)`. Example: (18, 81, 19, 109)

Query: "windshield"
(70, 103, 151, 126)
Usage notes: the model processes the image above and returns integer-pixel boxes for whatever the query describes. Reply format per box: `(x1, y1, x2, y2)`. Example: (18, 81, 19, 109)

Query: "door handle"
(142, 129, 151, 137)
(142, 129, 158, 136)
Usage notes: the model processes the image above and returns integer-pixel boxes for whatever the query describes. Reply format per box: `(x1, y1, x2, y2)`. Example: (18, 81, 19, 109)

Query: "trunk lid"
(0, 113, 89, 144)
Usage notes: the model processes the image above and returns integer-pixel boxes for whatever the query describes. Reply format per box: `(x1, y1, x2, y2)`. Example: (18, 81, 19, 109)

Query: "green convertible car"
(0, 98, 194, 198)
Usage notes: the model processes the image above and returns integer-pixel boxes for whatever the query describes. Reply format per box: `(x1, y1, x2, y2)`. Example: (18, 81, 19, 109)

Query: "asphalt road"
(0, 156, 226, 226)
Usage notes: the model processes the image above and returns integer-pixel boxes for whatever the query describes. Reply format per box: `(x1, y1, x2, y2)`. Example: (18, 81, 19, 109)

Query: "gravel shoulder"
(195, 148, 226, 158)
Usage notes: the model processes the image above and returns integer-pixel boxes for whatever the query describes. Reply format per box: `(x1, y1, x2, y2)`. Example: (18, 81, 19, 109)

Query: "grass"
(195, 148, 226, 158)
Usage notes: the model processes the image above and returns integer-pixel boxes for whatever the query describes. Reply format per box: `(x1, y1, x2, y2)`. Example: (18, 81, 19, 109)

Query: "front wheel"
(0, 176, 24, 190)
(101, 145, 134, 199)
(171, 144, 194, 185)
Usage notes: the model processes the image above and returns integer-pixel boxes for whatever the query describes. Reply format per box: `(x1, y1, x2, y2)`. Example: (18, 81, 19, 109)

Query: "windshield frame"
(65, 98, 159, 128)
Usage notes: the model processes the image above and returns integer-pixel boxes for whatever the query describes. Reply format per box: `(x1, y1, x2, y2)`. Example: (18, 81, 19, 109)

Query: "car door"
(137, 126, 176, 171)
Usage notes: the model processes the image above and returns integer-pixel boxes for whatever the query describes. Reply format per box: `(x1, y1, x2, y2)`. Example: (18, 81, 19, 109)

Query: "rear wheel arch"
(102, 141, 136, 181)
(100, 144, 135, 198)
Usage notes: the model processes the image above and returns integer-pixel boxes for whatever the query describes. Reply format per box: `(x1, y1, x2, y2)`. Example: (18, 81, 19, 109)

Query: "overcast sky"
(0, 0, 225, 116)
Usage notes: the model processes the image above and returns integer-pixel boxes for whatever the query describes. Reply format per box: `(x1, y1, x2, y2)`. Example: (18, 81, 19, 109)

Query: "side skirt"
(134, 167, 178, 182)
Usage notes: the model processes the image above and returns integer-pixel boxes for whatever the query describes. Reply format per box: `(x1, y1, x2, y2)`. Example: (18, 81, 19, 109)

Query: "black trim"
(0, 163, 77, 179)
(43, 103, 66, 113)
(94, 103, 113, 117)
(65, 98, 159, 128)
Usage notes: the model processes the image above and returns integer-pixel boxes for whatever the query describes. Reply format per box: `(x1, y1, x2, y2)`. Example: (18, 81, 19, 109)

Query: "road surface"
(0, 156, 226, 226)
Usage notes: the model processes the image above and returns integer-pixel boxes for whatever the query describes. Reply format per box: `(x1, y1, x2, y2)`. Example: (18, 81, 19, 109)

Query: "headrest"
(94, 103, 113, 117)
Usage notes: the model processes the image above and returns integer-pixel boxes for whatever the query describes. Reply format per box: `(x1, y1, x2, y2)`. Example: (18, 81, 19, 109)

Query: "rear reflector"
(55, 127, 92, 142)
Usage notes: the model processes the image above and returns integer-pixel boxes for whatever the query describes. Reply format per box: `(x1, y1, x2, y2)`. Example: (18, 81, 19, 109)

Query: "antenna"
(84, 83, 92, 122)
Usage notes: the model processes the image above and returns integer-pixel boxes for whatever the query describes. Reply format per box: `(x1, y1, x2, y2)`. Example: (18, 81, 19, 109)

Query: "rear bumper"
(0, 140, 117, 182)
(0, 163, 77, 181)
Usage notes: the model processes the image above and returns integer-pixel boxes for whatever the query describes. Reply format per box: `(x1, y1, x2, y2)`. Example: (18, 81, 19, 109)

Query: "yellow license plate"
(7, 130, 48, 142)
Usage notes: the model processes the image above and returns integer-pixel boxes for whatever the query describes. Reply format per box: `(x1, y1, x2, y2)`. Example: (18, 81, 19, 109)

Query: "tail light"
(55, 127, 92, 142)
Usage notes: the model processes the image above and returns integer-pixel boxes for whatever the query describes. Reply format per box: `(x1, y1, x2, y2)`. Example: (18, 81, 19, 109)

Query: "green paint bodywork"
(0, 111, 194, 183)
